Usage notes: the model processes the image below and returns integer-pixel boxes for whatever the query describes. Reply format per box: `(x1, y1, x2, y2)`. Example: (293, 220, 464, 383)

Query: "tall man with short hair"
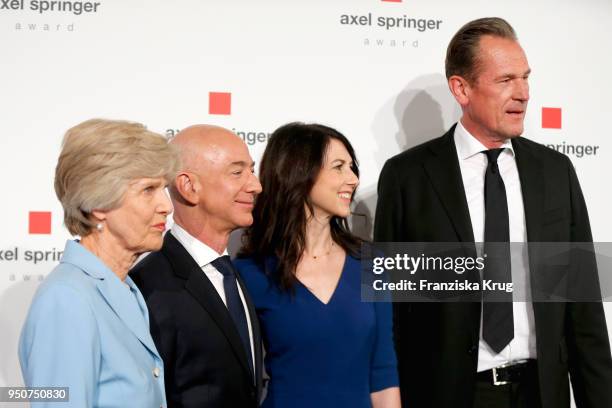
(131, 125, 263, 407)
(375, 17, 612, 408)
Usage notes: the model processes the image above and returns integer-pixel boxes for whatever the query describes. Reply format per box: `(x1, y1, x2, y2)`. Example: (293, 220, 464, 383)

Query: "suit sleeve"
(564, 158, 612, 408)
(374, 159, 404, 243)
(18, 283, 101, 408)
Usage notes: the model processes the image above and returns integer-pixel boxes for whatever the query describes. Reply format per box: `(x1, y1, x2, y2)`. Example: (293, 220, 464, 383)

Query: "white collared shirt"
(454, 120, 537, 372)
(170, 223, 256, 374)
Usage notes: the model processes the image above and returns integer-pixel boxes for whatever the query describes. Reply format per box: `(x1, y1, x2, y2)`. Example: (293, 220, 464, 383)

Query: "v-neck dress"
(234, 255, 398, 408)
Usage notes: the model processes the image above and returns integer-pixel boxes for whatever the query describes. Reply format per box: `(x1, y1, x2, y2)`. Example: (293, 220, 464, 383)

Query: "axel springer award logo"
(165, 91, 272, 147)
(3, 211, 64, 283)
(339, 0, 444, 50)
(28, 211, 52, 234)
(2, 0, 101, 15)
(2, 0, 103, 32)
(540, 107, 601, 159)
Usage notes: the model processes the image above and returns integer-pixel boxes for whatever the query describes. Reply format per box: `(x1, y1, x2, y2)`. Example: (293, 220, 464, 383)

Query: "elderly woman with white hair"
(18, 119, 179, 408)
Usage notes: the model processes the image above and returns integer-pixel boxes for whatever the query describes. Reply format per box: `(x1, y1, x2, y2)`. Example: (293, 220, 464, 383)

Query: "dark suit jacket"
(130, 233, 262, 408)
(374, 125, 612, 408)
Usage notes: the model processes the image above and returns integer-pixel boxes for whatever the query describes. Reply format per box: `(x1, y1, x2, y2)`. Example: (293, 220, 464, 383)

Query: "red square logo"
(29, 211, 52, 234)
(209, 92, 232, 115)
(542, 107, 562, 129)
(381, 0, 402, 2)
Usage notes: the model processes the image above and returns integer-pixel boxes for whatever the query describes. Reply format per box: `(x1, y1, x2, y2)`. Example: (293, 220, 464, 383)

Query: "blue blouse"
(235, 254, 398, 408)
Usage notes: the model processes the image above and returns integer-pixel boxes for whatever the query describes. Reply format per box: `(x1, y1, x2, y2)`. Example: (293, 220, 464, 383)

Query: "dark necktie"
(210, 255, 254, 377)
(482, 148, 514, 354)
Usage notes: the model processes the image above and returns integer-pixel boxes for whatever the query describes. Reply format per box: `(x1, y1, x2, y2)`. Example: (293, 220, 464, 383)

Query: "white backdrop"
(1, 1, 611, 406)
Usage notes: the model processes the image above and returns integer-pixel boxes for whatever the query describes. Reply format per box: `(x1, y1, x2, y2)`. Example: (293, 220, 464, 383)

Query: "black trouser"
(473, 361, 542, 408)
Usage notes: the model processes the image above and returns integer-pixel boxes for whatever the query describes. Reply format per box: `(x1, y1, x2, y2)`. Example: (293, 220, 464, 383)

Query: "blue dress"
(235, 254, 398, 408)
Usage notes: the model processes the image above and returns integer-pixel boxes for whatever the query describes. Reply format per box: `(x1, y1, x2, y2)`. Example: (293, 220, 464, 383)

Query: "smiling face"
(308, 138, 359, 219)
(458, 35, 531, 145)
(100, 177, 172, 254)
(195, 135, 262, 233)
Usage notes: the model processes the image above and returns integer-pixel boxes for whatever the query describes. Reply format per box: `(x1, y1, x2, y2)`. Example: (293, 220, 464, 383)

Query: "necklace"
(311, 242, 334, 259)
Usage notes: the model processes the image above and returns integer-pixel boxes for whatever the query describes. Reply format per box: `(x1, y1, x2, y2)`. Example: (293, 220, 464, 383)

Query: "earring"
(96, 223, 103, 232)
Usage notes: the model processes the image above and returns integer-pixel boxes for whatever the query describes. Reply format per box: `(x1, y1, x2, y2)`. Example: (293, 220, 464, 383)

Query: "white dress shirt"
(170, 223, 256, 374)
(454, 120, 537, 372)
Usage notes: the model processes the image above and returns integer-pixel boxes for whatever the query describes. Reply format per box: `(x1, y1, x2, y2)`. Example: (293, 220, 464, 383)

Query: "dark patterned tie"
(482, 148, 514, 353)
(211, 255, 254, 377)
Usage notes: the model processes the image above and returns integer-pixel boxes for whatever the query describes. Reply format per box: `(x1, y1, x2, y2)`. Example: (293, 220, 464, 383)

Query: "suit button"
(153, 367, 161, 377)
(468, 345, 478, 355)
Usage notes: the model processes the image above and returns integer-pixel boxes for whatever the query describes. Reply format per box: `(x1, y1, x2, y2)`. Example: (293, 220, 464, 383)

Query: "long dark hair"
(239, 122, 362, 291)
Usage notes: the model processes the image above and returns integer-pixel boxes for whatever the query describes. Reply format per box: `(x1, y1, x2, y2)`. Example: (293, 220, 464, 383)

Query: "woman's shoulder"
(234, 256, 277, 294)
(41, 261, 96, 293)
(233, 255, 261, 270)
(38, 240, 104, 293)
(234, 254, 279, 272)
(29, 260, 105, 319)
(23, 264, 99, 332)
(234, 256, 265, 276)
(234, 256, 270, 279)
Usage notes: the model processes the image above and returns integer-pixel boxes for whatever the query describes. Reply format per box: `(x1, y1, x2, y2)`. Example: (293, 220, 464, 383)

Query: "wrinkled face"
(309, 138, 359, 219)
(103, 177, 172, 253)
(463, 35, 531, 142)
(196, 138, 262, 232)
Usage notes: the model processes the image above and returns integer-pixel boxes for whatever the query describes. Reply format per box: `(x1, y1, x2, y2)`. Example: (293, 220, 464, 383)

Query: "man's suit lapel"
(423, 125, 475, 243)
(95, 279, 161, 359)
(422, 126, 480, 343)
(512, 137, 545, 243)
(422, 127, 544, 244)
(236, 272, 263, 393)
(161, 233, 254, 379)
(512, 138, 549, 331)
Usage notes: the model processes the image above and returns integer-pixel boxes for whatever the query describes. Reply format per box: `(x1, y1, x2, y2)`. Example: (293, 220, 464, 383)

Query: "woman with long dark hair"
(235, 122, 400, 408)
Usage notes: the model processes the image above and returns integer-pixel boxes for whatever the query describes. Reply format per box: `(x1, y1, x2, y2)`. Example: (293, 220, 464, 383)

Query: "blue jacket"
(19, 240, 166, 408)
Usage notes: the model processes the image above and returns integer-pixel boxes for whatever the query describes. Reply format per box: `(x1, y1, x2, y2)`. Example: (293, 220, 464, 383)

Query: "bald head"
(169, 124, 262, 244)
(171, 125, 246, 173)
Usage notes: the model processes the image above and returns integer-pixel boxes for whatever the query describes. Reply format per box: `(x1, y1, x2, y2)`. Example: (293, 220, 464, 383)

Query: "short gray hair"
(54, 118, 180, 236)
(445, 17, 517, 83)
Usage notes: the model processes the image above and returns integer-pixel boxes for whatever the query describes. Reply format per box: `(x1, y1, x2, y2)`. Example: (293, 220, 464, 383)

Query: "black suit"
(374, 125, 612, 408)
(130, 233, 262, 408)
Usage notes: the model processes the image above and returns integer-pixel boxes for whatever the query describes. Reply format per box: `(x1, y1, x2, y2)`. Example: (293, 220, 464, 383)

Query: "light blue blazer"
(19, 240, 166, 408)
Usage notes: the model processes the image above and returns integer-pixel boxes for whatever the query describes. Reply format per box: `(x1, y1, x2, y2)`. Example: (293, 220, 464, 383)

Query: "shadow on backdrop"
(351, 74, 461, 241)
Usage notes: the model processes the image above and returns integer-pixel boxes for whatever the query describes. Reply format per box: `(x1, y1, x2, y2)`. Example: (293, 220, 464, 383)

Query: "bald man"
(131, 125, 263, 408)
